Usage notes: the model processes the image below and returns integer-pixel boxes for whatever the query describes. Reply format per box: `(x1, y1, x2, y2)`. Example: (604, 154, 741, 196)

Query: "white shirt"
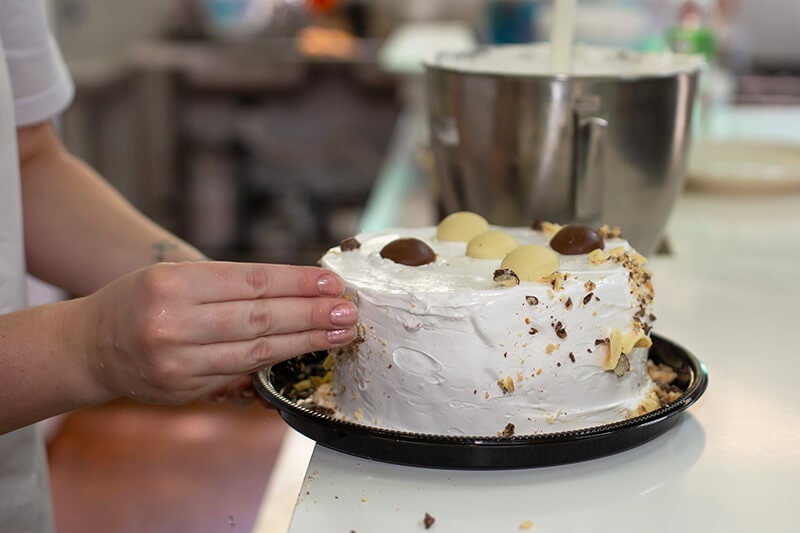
(0, 1, 74, 530)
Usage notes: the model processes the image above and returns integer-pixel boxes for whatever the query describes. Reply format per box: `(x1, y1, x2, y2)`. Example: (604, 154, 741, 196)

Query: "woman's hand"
(75, 261, 357, 405)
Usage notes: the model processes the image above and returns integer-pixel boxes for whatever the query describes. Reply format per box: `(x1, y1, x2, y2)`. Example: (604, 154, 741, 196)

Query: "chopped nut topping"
(528, 327, 538, 335)
(498, 375, 515, 394)
(553, 322, 567, 339)
(648, 361, 678, 384)
(608, 246, 626, 257)
(500, 423, 515, 437)
(545, 271, 568, 291)
(339, 237, 361, 251)
(640, 360, 686, 413)
(583, 292, 594, 305)
(597, 224, 622, 239)
(540, 221, 563, 238)
(525, 295, 539, 306)
(519, 519, 534, 530)
(638, 393, 661, 414)
(613, 353, 631, 377)
(545, 343, 559, 354)
(424, 512, 436, 529)
(569, 352, 576, 363)
(546, 410, 562, 424)
(293, 379, 312, 393)
(584, 280, 596, 291)
(493, 268, 520, 287)
(588, 249, 608, 264)
(564, 297, 573, 310)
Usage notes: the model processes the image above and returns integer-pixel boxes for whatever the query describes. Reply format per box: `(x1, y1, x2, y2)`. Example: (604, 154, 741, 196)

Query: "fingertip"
(317, 271, 345, 296)
(329, 302, 358, 327)
(326, 327, 356, 345)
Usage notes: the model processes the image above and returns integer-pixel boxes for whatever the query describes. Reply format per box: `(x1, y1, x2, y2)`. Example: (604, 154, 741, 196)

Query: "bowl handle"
(573, 115, 608, 225)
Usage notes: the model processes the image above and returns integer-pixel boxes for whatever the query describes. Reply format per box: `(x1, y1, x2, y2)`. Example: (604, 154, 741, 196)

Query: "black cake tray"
(253, 333, 708, 469)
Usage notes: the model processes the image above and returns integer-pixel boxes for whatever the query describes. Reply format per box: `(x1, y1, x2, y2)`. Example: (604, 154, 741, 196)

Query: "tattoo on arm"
(152, 240, 179, 262)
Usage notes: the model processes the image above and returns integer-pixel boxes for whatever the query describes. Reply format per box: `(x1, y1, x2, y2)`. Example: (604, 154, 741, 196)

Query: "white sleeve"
(0, 0, 74, 127)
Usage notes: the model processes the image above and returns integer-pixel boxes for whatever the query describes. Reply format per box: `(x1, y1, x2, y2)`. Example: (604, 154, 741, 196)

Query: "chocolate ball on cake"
(380, 238, 436, 266)
(549, 225, 604, 255)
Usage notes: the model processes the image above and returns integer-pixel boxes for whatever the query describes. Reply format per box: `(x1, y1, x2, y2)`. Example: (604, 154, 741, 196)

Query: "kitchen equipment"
(424, 44, 703, 255)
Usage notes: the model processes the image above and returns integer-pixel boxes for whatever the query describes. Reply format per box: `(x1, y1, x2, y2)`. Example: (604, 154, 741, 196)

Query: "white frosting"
(320, 226, 656, 436)
(427, 43, 705, 78)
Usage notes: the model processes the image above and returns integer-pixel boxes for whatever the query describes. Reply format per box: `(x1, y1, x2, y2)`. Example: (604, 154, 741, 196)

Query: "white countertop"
(253, 110, 800, 533)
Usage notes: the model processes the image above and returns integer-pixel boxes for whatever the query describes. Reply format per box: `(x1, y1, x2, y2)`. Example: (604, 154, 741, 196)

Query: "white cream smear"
(320, 226, 656, 436)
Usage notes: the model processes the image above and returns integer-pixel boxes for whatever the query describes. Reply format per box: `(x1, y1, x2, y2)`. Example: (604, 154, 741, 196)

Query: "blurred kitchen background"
(49, 0, 800, 267)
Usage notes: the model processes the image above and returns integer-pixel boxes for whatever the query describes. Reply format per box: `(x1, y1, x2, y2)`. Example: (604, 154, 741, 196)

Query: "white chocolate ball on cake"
(436, 211, 489, 242)
(466, 230, 518, 259)
(500, 244, 560, 281)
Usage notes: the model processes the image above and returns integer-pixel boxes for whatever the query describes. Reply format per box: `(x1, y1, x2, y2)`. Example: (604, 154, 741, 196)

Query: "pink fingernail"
(317, 272, 342, 296)
(327, 328, 354, 344)
(330, 303, 357, 326)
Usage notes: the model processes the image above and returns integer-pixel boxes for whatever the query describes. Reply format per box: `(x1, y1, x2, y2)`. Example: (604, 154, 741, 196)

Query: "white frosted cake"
(316, 212, 661, 436)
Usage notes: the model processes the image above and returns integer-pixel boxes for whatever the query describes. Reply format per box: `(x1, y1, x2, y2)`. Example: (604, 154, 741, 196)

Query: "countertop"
(253, 111, 800, 533)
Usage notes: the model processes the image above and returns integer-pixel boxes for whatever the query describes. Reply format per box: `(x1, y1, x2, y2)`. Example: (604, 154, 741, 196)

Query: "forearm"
(20, 124, 204, 295)
(0, 297, 109, 434)
(0, 260, 358, 434)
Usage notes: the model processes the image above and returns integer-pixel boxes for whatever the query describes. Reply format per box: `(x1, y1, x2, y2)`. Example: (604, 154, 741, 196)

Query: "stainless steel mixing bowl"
(424, 45, 701, 254)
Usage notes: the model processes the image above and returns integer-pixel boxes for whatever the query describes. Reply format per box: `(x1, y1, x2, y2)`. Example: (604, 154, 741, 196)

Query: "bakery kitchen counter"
(253, 129, 800, 531)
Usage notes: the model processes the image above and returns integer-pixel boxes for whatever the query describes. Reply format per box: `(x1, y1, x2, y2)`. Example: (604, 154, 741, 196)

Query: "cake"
(314, 212, 661, 436)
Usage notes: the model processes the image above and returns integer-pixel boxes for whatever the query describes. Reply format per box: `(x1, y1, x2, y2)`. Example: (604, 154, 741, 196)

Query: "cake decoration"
(379, 237, 436, 266)
(500, 244, 560, 281)
(466, 230, 518, 259)
(436, 211, 489, 242)
(339, 237, 361, 251)
(314, 212, 664, 436)
(549, 224, 605, 255)
(492, 268, 520, 287)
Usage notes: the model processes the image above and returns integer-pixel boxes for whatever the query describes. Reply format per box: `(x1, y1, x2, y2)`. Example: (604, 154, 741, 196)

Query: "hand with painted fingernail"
(71, 262, 358, 407)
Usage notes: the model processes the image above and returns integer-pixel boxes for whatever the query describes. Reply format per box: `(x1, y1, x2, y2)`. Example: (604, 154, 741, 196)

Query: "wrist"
(59, 297, 119, 407)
